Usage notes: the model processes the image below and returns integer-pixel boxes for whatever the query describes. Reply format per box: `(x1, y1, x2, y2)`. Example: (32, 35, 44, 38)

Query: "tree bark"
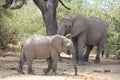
(33, 0, 58, 35)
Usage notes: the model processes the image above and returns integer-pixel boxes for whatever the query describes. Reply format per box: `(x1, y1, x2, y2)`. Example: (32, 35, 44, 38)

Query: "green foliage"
(0, 9, 16, 50)
(0, 1, 46, 50)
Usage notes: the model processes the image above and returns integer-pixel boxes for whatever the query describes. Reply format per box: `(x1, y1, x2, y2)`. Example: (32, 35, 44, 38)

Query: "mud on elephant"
(17, 35, 77, 75)
(57, 14, 108, 64)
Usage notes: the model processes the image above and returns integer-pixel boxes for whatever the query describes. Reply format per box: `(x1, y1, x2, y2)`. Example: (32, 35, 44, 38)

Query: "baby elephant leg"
(51, 60, 58, 75)
(44, 58, 52, 75)
(27, 60, 34, 74)
(51, 53, 59, 75)
(17, 54, 26, 74)
(17, 59, 26, 74)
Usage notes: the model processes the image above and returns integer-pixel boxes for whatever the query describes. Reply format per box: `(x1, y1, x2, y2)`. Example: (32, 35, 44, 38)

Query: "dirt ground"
(0, 51, 120, 80)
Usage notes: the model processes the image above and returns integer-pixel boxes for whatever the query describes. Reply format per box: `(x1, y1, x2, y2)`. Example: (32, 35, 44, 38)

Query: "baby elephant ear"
(52, 35, 63, 53)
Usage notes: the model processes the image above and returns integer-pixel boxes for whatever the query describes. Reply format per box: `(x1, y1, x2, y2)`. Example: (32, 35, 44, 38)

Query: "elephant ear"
(52, 35, 63, 53)
(71, 21, 82, 37)
(71, 14, 88, 37)
(57, 17, 72, 36)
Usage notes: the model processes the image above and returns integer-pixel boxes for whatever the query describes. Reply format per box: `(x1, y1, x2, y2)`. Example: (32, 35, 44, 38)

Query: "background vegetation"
(0, 0, 120, 58)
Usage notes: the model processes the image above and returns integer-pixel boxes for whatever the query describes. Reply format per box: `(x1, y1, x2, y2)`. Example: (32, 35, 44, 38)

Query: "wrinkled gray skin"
(17, 35, 77, 75)
(57, 14, 107, 64)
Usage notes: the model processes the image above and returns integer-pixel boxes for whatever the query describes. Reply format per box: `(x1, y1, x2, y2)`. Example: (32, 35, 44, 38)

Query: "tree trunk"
(33, 0, 58, 35)
(2, 0, 70, 35)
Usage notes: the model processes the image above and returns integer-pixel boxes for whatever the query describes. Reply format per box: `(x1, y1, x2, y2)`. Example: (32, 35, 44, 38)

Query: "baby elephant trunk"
(72, 52, 77, 76)
(69, 45, 77, 75)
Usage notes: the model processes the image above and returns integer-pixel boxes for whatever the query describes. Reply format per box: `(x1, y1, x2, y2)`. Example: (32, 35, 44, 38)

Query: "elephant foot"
(77, 61, 85, 65)
(43, 69, 48, 75)
(43, 67, 52, 75)
(94, 60, 100, 63)
(52, 72, 56, 75)
(75, 73, 77, 76)
(94, 57, 100, 63)
(28, 70, 34, 75)
(17, 70, 25, 74)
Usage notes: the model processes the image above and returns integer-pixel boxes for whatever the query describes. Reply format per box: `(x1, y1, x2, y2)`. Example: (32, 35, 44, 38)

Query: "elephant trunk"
(57, 26, 65, 36)
(69, 44, 77, 75)
(72, 53, 77, 75)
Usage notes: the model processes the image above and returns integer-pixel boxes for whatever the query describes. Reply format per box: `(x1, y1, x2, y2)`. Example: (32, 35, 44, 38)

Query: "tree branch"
(2, 0, 13, 9)
(59, 0, 71, 10)
(9, 0, 25, 9)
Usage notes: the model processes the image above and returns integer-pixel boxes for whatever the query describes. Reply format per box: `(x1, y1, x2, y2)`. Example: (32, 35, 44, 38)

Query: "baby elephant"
(17, 35, 77, 75)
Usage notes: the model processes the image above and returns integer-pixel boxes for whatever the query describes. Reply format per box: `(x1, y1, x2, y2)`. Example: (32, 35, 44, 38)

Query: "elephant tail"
(19, 44, 26, 64)
(101, 50, 104, 57)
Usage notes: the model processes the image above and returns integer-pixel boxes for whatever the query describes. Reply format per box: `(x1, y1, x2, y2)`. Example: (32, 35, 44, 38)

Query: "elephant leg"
(72, 38, 79, 61)
(77, 33, 86, 65)
(44, 58, 52, 75)
(94, 45, 102, 63)
(51, 51, 58, 75)
(94, 36, 106, 63)
(17, 52, 26, 74)
(84, 45, 94, 62)
(17, 54, 26, 74)
(27, 60, 34, 74)
(51, 60, 58, 75)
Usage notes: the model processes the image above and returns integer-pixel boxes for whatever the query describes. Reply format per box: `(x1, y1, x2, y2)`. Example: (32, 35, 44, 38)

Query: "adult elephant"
(2, 0, 70, 35)
(57, 14, 108, 64)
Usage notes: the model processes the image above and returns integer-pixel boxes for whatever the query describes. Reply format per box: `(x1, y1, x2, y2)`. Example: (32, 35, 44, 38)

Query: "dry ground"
(0, 51, 120, 80)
